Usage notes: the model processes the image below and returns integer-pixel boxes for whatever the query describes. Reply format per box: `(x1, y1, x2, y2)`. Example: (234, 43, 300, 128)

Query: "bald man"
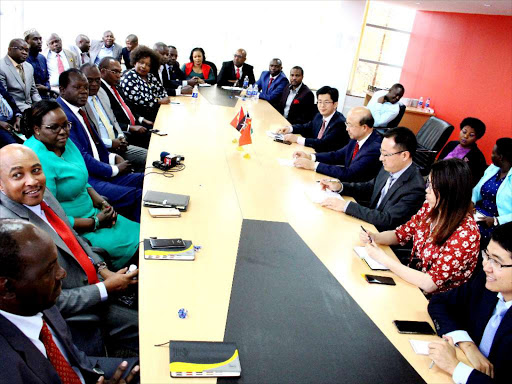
(69, 34, 91, 65)
(292, 107, 383, 183)
(46, 33, 78, 89)
(217, 48, 256, 87)
(0, 38, 41, 112)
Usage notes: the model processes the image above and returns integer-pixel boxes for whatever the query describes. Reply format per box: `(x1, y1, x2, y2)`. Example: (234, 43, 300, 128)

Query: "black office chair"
(413, 116, 454, 176)
(376, 104, 406, 135)
(204, 60, 218, 83)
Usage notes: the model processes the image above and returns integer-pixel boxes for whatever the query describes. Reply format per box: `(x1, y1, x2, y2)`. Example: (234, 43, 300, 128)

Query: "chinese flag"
(230, 107, 245, 131)
(239, 117, 252, 146)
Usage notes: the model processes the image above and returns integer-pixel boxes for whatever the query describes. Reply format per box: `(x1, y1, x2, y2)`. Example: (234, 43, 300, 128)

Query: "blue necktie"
(479, 298, 508, 357)
(376, 174, 395, 208)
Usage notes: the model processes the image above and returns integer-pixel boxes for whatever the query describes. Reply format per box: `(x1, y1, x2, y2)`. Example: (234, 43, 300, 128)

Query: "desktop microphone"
(153, 151, 185, 170)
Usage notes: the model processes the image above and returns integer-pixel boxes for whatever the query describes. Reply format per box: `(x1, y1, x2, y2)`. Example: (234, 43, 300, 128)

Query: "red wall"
(400, 11, 512, 163)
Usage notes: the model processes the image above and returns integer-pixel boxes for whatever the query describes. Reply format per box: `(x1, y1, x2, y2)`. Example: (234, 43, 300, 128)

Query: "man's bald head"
(9, 38, 25, 49)
(351, 107, 374, 128)
(7, 39, 28, 64)
(233, 48, 247, 67)
(47, 33, 62, 53)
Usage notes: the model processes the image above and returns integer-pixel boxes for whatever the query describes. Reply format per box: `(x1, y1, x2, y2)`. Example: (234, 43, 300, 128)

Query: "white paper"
(198, 83, 211, 87)
(277, 158, 295, 167)
(221, 86, 243, 91)
(353, 246, 389, 270)
(474, 211, 486, 222)
(304, 184, 343, 204)
(409, 339, 431, 355)
(266, 131, 284, 140)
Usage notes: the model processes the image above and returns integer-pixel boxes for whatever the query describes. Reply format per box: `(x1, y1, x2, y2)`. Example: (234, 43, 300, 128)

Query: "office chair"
(413, 116, 454, 176)
(376, 104, 406, 135)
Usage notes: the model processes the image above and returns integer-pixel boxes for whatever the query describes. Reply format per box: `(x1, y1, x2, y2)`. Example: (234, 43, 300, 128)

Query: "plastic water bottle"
(253, 84, 259, 99)
(418, 97, 424, 109)
(425, 97, 431, 109)
(192, 85, 198, 99)
(247, 84, 253, 98)
(243, 75, 249, 89)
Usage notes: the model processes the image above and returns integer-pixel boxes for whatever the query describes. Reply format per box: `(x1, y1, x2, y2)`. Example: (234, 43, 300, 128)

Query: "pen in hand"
(361, 225, 373, 243)
(429, 360, 435, 369)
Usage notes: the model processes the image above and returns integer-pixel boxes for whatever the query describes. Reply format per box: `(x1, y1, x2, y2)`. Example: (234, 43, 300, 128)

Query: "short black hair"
(153, 42, 168, 52)
(79, 62, 96, 72)
(496, 137, 512, 163)
(98, 56, 117, 70)
(316, 86, 339, 103)
(0, 220, 25, 279)
(390, 83, 405, 93)
(58, 68, 84, 89)
(130, 45, 160, 72)
(20, 99, 62, 138)
(291, 66, 304, 76)
(460, 117, 486, 140)
(168, 45, 177, 50)
(359, 108, 374, 128)
(383, 127, 417, 155)
(491, 222, 512, 255)
(189, 47, 206, 62)
(126, 34, 138, 43)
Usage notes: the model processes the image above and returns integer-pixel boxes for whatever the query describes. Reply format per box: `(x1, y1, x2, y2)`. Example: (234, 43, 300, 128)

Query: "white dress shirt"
(283, 83, 302, 119)
(46, 51, 71, 86)
(367, 89, 401, 127)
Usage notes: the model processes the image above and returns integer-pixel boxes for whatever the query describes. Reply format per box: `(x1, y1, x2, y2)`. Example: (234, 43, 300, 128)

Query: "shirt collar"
(48, 50, 62, 58)
(24, 202, 43, 217)
(0, 309, 44, 341)
(357, 130, 373, 148)
(389, 161, 412, 179)
(60, 97, 81, 114)
(8, 55, 21, 67)
(498, 292, 512, 306)
(289, 82, 303, 93)
(321, 110, 336, 126)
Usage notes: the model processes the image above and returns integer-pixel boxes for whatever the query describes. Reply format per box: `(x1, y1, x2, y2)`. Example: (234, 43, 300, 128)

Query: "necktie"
(56, 53, 65, 74)
(78, 108, 100, 145)
(39, 320, 82, 384)
(376, 174, 395, 208)
(80, 52, 87, 65)
(317, 120, 327, 139)
(0, 94, 12, 118)
(479, 298, 508, 357)
(111, 87, 136, 125)
(236, 68, 240, 80)
(268, 77, 274, 90)
(162, 65, 169, 82)
(352, 142, 360, 160)
(16, 64, 25, 84)
(92, 96, 116, 140)
(40, 201, 99, 284)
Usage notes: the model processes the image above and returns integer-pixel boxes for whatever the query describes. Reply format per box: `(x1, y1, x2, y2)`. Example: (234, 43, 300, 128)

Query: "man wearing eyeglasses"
(217, 49, 255, 87)
(427, 222, 512, 384)
(319, 127, 425, 231)
(276, 85, 347, 152)
(0, 38, 41, 112)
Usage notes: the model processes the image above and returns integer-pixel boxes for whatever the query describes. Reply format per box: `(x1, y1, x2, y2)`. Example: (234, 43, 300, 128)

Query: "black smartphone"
(393, 320, 436, 335)
(149, 238, 186, 249)
(274, 138, 292, 145)
(364, 274, 396, 286)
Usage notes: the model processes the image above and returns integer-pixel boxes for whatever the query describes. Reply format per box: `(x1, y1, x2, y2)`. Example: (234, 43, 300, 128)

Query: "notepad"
(409, 339, 431, 355)
(143, 239, 195, 260)
(354, 246, 389, 271)
(304, 184, 344, 204)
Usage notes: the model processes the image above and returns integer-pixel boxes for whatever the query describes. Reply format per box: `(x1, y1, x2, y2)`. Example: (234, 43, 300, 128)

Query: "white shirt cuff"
(108, 153, 117, 165)
(446, 330, 474, 345)
(95, 282, 109, 302)
(111, 165, 119, 177)
(452, 362, 473, 384)
(176, 86, 182, 96)
(289, 127, 294, 133)
(343, 201, 350, 213)
(182, 80, 188, 87)
(314, 161, 320, 171)
(138, 116, 144, 123)
(311, 154, 316, 162)
(102, 138, 113, 148)
(297, 137, 306, 146)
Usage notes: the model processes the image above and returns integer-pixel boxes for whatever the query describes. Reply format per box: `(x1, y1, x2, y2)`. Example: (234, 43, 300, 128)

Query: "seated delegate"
(361, 159, 480, 294)
(438, 117, 487, 187)
(366, 83, 405, 127)
(22, 100, 140, 270)
(275, 66, 315, 125)
(181, 47, 216, 85)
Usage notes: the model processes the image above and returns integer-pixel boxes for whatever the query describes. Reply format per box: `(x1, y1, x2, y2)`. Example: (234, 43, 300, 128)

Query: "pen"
(429, 361, 435, 369)
(316, 179, 339, 183)
(360, 225, 373, 243)
(171, 102, 181, 104)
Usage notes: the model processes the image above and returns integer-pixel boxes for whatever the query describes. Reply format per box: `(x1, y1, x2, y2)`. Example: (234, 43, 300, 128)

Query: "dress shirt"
(60, 98, 118, 176)
(100, 79, 144, 126)
(23, 201, 108, 301)
(8, 55, 25, 83)
(47, 51, 71, 86)
(0, 309, 86, 383)
(95, 44, 114, 65)
(292, 106, 332, 147)
(367, 89, 400, 127)
(283, 83, 302, 119)
(0, 93, 14, 121)
(448, 292, 511, 384)
(26, 52, 50, 88)
(87, 95, 123, 148)
(158, 65, 182, 95)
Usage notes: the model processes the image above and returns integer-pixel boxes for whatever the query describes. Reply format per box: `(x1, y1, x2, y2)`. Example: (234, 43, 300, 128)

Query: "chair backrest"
(414, 116, 454, 175)
(385, 104, 406, 128)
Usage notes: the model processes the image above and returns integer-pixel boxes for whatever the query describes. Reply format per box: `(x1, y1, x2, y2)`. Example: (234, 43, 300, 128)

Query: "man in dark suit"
(255, 58, 289, 107)
(275, 66, 315, 125)
(0, 218, 140, 383)
(293, 107, 382, 182)
(153, 43, 193, 97)
(121, 34, 138, 70)
(319, 127, 425, 231)
(427, 222, 512, 384)
(0, 144, 139, 355)
(0, 82, 23, 147)
(276, 85, 347, 152)
(57, 69, 143, 222)
(24, 29, 52, 98)
(217, 49, 255, 87)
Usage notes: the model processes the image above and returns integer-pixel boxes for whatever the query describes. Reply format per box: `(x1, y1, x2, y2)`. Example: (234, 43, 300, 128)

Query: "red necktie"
(352, 142, 360, 160)
(112, 87, 136, 125)
(40, 320, 82, 384)
(317, 120, 327, 139)
(268, 77, 274, 90)
(236, 68, 240, 80)
(40, 201, 99, 284)
(56, 53, 65, 74)
(77, 109, 100, 145)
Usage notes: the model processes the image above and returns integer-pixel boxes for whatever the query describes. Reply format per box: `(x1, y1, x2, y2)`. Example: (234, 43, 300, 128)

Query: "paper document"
(409, 339, 431, 355)
(354, 246, 389, 271)
(304, 184, 343, 204)
(266, 131, 284, 140)
(199, 83, 211, 87)
(474, 211, 486, 222)
(221, 86, 243, 91)
(277, 158, 295, 167)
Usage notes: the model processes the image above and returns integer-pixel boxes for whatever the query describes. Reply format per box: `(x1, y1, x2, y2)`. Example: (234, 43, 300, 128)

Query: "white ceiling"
(376, 0, 512, 16)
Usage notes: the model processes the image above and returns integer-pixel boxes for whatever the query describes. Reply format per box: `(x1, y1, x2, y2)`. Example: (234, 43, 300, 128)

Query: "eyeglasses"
(11, 46, 29, 53)
(425, 178, 432, 190)
(482, 249, 512, 270)
(344, 121, 359, 128)
(234, 54, 245, 59)
(41, 122, 72, 132)
(105, 69, 122, 75)
(318, 101, 334, 106)
(380, 150, 406, 158)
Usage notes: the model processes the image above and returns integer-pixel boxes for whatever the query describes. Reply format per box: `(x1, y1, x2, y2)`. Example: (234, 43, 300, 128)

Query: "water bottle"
(253, 84, 259, 99)
(247, 84, 253, 98)
(418, 97, 424, 109)
(243, 75, 249, 89)
(425, 97, 431, 109)
(192, 85, 198, 99)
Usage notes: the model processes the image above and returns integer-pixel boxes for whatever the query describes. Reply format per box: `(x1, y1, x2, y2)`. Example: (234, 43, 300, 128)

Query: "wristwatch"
(494, 217, 499, 226)
(95, 261, 108, 273)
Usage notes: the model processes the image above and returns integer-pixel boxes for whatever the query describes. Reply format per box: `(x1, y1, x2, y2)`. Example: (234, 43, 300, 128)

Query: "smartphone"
(148, 208, 181, 218)
(364, 274, 396, 286)
(274, 138, 292, 145)
(149, 238, 186, 249)
(393, 320, 436, 335)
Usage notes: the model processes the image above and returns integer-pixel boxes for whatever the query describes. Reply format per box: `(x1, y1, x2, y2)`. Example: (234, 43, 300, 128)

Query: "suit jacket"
(0, 56, 41, 111)
(121, 47, 133, 69)
(0, 189, 105, 320)
(217, 61, 255, 87)
(57, 97, 114, 179)
(342, 164, 426, 231)
(62, 49, 79, 69)
(89, 41, 122, 64)
(439, 141, 487, 187)
(94, 88, 125, 138)
(292, 111, 348, 152)
(315, 129, 383, 182)
(277, 83, 315, 125)
(428, 271, 512, 383)
(99, 81, 145, 132)
(256, 71, 289, 106)
(0, 305, 106, 384)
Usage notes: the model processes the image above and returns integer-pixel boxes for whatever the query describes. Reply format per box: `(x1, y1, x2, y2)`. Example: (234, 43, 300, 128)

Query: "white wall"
(0, 0, 366, 108)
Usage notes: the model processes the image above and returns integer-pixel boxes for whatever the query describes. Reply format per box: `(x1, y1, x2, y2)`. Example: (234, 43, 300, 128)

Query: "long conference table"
(138, 87, 458, 383)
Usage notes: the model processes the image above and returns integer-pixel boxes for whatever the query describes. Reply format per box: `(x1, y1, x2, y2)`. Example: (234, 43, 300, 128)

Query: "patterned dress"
(395, 202, 480, 293)
(475, 170, 504, 242)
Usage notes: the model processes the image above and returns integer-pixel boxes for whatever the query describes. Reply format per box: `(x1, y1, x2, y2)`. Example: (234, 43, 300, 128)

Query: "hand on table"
(292, 151, 311, 160)
(359, 228, 376, 244)
(283, 133, 299, 144)
(181, 85, 193, 95)
(293, 157, 315, 170)
(319, 178, 341, 192)
(142, 119, 154, 127)
(275, 126, 292, 134)
(365, 241, 389, 267)
(428, 336, 460, 376)
(102, 267, 139, 293)
(158, 97, 170, 105)
(129, 125, 147, 135)
(458, 341, 494, 378)
(320, 197, 346, 212)
(96, 361, 139, 384)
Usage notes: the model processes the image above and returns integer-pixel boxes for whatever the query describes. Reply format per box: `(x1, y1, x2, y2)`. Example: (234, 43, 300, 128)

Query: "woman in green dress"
(23, 100, 139, 269)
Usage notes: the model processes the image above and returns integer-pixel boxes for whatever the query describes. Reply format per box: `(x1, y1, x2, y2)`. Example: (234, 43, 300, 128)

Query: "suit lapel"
(5, 57, 25, 89)
(370, 169, 389, 207)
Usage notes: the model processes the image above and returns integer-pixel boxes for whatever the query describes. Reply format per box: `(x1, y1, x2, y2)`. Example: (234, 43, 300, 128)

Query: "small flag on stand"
(230, 107, 246, 131)
(239, 113, 252, 146)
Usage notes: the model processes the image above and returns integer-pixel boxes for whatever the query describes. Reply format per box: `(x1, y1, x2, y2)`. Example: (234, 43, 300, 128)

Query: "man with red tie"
(292, 107, 382, 183)
(217, 49, 256, 87)
(255, 58, 289, 107)
(0, 144, 139, 356)
(46, 33, 78, 91)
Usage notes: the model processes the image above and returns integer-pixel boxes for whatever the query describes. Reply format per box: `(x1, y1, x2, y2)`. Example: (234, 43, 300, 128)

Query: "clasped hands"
(275, 126, 301, 144)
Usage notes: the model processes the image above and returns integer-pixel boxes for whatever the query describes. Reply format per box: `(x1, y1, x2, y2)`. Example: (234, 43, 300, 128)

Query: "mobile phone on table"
(274, 138, 291, 145)
(364, 274, 396, 286)
(393, 320, 436, 335)
(149, 238, 186, 249)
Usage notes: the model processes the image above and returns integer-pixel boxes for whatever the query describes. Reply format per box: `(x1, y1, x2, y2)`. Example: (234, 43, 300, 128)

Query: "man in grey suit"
(0, 144, 139, 355)
(90, 30, 123, 65)
(320, 127, 425, 232)
(0, 38, 41, 112)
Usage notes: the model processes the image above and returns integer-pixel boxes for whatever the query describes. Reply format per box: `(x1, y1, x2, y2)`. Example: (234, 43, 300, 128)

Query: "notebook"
(354, 246, 390, 271)
(169, 341, 241, 378)
(143, 239, 195, 260)
(143, 190, 190, 211)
